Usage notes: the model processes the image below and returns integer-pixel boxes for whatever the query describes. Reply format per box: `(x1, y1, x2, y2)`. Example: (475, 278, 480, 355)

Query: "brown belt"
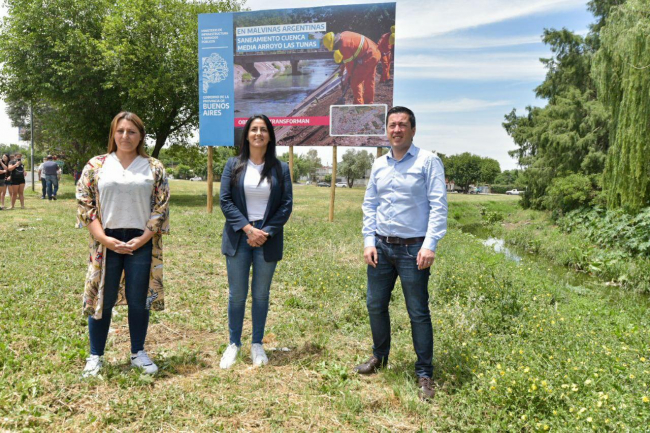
(376, 235, 425, 245)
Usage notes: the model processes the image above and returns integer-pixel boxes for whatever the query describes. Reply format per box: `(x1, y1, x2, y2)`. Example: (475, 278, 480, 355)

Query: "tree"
(593, 0, 650, 213)
(279, 153, 311, 182)
(304, 149, 322, 181)
(158, 144, 236, 180)
(494, 170, 521, 185)
(338, 149, 373, 187)
(0, 0, 242, 164)
(444, 153, 483, 192)
(478, 157, 501, 184)
(502, 18, 612, 210)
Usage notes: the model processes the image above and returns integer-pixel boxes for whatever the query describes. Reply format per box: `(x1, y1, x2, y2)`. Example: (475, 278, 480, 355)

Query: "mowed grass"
(0, 180, 649, 431)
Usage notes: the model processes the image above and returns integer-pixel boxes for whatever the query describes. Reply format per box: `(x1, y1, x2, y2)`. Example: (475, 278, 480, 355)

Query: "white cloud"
(410, 98, 512, 113)
(416, 123, 520, 170)
(404, 34, 543, 50)
(396, 52, 547, 81)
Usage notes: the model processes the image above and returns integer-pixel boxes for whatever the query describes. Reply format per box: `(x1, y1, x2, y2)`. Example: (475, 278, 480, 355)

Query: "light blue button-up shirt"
(362, 143, 448, 251)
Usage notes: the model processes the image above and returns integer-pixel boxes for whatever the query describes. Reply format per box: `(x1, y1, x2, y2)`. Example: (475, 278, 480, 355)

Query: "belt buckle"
(386, 236, 400, 244)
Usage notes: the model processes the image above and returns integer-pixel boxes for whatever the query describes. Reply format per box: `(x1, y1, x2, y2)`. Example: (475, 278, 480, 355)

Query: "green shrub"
(174, 164, 192, 179)
(544, 174, 595, 215)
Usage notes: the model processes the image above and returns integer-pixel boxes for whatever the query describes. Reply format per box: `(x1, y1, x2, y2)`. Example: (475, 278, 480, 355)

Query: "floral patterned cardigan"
(76, 154, 170, 319)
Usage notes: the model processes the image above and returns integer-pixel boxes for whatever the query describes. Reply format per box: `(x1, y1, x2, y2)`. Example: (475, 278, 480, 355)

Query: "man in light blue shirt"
(354, 106, 447, 400)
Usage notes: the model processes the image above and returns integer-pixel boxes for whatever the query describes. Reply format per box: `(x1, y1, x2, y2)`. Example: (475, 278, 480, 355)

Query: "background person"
(322, 31, 380, 105)
(376, 26, 395, 83)
(76, 111, 170, 377)
(41, 155, 61, 200)
(219, 114, 293, 369)
(7, 153, 26, 209)
(355, 106, 448, 401)
(37, 156, 47, 199)
(0, 154, 8, 210)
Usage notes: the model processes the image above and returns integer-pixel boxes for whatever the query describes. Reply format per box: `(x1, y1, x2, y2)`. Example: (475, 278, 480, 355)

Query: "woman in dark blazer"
(219, 114, 293, 369)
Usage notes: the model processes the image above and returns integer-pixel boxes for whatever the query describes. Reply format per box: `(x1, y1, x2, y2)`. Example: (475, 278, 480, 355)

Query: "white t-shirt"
(244, 159, 271, 221)
(98, 153, 154, 230)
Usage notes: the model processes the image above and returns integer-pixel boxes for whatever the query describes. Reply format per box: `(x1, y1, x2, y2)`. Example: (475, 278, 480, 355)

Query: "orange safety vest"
(335, 31, 379, 65)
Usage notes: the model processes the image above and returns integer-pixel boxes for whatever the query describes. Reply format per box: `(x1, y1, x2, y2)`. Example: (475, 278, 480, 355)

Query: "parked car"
(335, 182, 348, 188)
(317, 182, 330, 187)
(189, 176, 202, 181)
(506, 189, 521, 195)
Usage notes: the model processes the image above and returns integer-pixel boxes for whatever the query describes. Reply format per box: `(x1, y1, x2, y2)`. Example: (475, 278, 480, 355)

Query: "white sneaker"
(251, 343, 268, 367)
(130, 350, 158, 375)
(220, 343, 239, 369)
(82, 355, 103, 378)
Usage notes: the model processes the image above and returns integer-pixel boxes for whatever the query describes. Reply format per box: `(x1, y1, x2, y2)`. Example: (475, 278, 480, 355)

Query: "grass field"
(0, 179, 649, 431)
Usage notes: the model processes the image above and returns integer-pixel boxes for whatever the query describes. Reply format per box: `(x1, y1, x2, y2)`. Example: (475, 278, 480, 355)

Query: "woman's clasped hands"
(102, 234, 151, 255)
(245, 225, 269, 248)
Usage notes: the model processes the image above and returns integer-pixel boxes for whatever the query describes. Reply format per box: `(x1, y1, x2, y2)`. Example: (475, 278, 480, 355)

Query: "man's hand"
(364, 246, 378, 268)
(416, 248, 435, 270)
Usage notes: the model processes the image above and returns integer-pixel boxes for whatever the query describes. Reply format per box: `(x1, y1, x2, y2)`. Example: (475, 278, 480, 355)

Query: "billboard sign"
(199, 2, 396, 147)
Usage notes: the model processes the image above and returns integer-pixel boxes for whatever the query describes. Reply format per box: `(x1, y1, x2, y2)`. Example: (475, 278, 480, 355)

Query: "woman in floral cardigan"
(76, 112, 170, 377)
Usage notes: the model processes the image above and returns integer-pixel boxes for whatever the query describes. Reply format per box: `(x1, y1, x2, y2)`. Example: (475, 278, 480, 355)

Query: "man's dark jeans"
(88, 228, 152, 356)
(366, 238, 433, 378)
(40, 178, 46, 198)
(45, 174, 58, 198)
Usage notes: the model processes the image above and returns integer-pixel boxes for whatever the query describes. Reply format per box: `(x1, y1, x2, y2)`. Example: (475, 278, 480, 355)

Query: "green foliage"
(503, 13, 613, 212)
(593, 0, 650, 213)
(174, 164, 192, 180)
(0, 0, 242, 162)
(445, 152, 500, 191)
(337, 149, 373, 187)
(493, 169, 521, 185)
(158, 144, 235, 179)
(559, 206, 650, 257)
(324, 174, 332, 183)
(279, 150, 322, 182)
(544, 173, 596, 215)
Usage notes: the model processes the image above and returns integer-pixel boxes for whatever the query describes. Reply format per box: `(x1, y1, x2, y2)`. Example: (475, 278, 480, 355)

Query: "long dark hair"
(232, 114, 279, 186)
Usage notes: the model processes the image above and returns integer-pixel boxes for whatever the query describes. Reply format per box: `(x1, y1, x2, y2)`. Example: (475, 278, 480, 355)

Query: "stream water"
(461, 223, 650, 304)
(235, 60, 339, 118)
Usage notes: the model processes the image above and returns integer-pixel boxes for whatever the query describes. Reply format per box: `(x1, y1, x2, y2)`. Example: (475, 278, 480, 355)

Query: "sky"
(0, 0, 595, 171)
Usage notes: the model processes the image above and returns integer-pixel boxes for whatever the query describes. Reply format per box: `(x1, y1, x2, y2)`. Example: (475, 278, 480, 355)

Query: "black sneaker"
(53, 196, 57, 200)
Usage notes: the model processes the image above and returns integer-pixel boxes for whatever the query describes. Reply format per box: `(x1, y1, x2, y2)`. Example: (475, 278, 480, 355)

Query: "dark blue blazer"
(220, 157, 293, 262)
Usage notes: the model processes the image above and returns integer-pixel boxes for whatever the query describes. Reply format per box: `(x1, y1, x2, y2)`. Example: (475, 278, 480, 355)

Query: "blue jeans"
(40, 178, 46, 197)
(45, 174, 58, 198)
(366, 238, 433, 378)
(226, 222, 278, 346)
(88, 228, 153, 356)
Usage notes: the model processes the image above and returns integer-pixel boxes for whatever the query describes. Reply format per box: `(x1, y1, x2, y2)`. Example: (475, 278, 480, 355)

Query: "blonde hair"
(107, 111, 148, 157)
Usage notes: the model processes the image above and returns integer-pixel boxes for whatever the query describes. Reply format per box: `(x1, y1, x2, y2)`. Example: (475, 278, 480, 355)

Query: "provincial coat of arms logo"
(202, 53, 229, 93)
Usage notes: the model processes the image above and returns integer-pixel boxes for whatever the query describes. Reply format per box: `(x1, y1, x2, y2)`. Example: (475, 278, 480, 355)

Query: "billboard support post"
(30, 103, 35, 192)
(289, 145, 294, 183)
(329, 145, 337, 222)
(376, 147, 382, 159)
(207, 146, 214, 213)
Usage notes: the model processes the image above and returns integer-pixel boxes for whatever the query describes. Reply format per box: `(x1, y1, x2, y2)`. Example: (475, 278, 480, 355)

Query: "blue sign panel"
(198, 13, 234, 146)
